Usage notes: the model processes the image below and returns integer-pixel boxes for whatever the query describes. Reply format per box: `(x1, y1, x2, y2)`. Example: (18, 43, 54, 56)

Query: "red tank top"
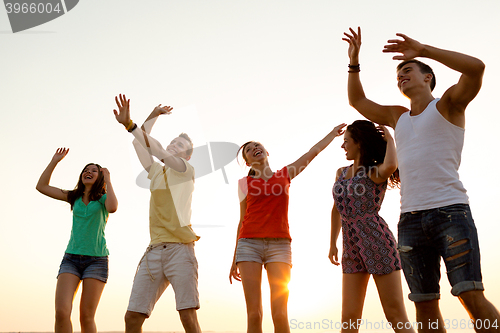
(238, 167, 291, 239)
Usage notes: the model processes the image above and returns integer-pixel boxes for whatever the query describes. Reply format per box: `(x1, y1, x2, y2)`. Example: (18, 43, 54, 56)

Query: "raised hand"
(333, 123, 347, 137)
(383, 33, 425, 61)
(377, 124, 393, 142)
(342, 27, 361, 63)
(51, 147, 69, 164)
(100, 167, 111, 183)
(113, 94, 131, 127)
(153, 104, 173, 116)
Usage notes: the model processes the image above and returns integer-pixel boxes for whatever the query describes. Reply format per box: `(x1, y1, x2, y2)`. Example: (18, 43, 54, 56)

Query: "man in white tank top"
(342, 27, 499, 332)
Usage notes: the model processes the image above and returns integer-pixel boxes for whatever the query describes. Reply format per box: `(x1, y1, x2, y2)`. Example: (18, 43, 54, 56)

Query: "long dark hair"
(237, 141, 257, 176)
(67, 163, 106, 210)
(347, 120, 400, 188)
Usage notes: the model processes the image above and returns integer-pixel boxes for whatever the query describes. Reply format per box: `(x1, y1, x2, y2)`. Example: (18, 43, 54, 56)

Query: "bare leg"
(179, 308, 201, 333)
(266, 263, 291, 333)
(124, 311, 147, 333)
(238, 261, 264, 333)
(458, 290, 500, 333)
(79, 278, 106, 333)
(414, 300, 446, 333)
(55, 273, 81, 333)
(373, 271, 415, 333)
(341, 273, 370, 333)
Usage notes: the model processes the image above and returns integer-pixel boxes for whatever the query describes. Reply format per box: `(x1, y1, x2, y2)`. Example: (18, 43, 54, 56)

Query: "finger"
(349, 27, 356, 38)
(382, 48, 400, 54)
(386, 38, 402, 45)
(395, 33, 408, 40)
(357, 26, 361, 40)
(115, 96, 120, 108)
(343, 32, 354, 40)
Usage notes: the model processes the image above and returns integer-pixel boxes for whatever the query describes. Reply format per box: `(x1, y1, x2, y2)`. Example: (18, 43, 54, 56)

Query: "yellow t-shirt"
(148, 160, 199, 244)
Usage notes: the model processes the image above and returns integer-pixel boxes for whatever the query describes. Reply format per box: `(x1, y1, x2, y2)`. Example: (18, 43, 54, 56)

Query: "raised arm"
(343, 27, 407, 128)
(36, 148, 69, 202)
(286, 123, 346, 180)
(100, 168, 118, 213)
(369, 126, 398, 184)
(132, 105, 173, 173)
(141, 104, 172, 134)
(113, 94, 186, 172)
(383, 33, 485, 123)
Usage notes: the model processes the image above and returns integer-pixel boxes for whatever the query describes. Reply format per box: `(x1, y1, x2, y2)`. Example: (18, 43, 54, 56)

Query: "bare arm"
(229, 196, 247, 284)
(36, 148, 69, 202)
(131, 128, 187, 172)
(329, 168, 344, 265)
(343, 27, 407, 128)
(131, 106, 173, 173)
(141, 104, 172, 134)
(100, 168, 118, 213)
(132, 139, 154, 173)
(287, 123, 347, 180)
(369, 126, 398, 184)
(113, 94, 186, 172)
(329, 204, 342, 266)
(383, 33, 485, 123)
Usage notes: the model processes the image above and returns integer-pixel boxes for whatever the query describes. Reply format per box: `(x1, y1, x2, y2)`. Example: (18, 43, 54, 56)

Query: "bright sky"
(1, 1, 500, 332)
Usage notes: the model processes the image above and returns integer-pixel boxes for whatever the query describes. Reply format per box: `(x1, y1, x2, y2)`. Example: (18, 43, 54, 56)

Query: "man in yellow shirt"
(114, 94, 201, 333)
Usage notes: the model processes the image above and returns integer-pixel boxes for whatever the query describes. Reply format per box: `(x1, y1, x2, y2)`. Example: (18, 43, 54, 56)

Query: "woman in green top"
(37, 148, 118, 333)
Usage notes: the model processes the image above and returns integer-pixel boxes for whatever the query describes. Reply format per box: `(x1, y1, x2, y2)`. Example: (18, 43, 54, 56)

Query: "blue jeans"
(398, 204, 483, 302)
(58, 253, 109, 283)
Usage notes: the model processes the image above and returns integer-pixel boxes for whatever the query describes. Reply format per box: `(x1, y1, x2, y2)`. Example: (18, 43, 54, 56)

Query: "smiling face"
(166, 136, 192, 160)
(341, 131, 361, 161)
(397, 60, 435, 96)
(242, 141, 268, 166)
(81, 164, 100, 186)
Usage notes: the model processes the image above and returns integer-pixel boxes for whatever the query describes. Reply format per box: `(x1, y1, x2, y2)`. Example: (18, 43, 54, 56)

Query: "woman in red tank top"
(229, 123, 346, 333)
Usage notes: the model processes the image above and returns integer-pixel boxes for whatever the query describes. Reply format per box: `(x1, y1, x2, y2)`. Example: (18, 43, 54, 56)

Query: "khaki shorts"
(127, 242, 199, 316)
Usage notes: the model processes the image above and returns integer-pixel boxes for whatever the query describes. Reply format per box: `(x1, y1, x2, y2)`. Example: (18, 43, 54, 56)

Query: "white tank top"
(395, 98, 469, 213)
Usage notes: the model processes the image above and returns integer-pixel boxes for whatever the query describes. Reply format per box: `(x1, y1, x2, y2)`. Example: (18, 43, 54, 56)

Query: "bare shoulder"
(435, 93, 466, 128)
(389, 105, 409, 128)
(335, 167, 346, 181)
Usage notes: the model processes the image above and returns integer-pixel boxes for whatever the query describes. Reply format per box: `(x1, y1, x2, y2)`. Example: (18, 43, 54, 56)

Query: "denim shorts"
(398, 204, 483, 302)
(235, 238, 292, 267)
(57, 253, 109, 283)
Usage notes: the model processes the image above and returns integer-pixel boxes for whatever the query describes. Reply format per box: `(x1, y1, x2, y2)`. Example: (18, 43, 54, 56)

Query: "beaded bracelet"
(348, 64, 360, 73)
